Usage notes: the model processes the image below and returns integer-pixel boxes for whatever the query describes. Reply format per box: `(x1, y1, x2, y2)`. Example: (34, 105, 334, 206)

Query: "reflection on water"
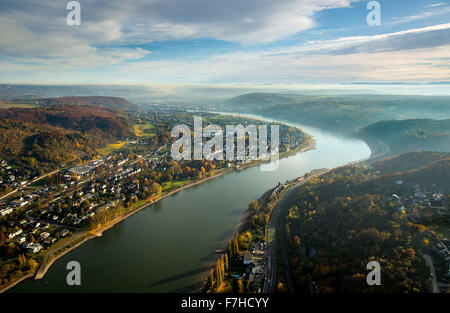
(10, 115, 370, 293)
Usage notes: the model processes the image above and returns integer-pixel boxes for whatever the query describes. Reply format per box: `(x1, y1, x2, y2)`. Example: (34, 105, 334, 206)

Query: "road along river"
(10, 114, 371, 293)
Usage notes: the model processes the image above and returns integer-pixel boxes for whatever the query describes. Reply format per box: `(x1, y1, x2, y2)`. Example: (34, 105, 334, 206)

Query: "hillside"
(372, 151, 450, 173)
(0, 106, 134, 174)
(285, 151, 450, 293)
(359, 119, 450, 155)
(223, 93, 450, 134)
(36, 96, 139, 111)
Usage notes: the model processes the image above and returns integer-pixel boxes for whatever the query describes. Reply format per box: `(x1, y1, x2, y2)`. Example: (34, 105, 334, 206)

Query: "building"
(0, 207, 13, 216)
(17, 236, 26, 243)
(40, 232, 50, 240)
(24, 243, 43, 253)
(8, 228, 23, 239)
(10, 198, 29, 208)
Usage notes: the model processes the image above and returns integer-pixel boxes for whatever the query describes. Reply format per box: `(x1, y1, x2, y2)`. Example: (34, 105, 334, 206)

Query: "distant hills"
(223, 93, 450, 134)
(36, 96, 139, 111)
(359, 119, 450, 155)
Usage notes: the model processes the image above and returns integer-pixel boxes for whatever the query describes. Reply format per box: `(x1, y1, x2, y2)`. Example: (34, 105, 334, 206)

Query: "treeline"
(208, 233, 255, 293)
(37, 96, 138, 110)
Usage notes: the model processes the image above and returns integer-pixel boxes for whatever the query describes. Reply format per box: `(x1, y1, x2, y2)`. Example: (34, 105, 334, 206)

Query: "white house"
(40, 232, 50, 240)
(8, 228, 23, 239)
(0, 207, 13, 216)
(24, 243, 43, 253)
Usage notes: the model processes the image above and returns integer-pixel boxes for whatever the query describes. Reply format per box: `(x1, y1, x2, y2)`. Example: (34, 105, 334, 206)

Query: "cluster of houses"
(0, 159, 38, 191)
(391, 184, 450, 285)
(0, 152, 157, 254)
(399, 185, 448, 222)
(5, 218, 71, 254)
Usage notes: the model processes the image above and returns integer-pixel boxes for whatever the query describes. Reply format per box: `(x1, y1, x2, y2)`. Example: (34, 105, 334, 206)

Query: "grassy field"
(133, 123, 155, 137)
(97, 141, 127, 155)
(162, 180, 190, 191)
(0, 100, 40, 109)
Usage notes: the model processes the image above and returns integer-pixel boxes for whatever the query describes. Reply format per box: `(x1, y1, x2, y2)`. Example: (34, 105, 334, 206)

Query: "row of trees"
(209, 234, 240, 291)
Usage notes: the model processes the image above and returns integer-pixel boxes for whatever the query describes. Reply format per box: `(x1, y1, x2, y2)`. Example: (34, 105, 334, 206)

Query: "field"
(0, 100, 40, 109)
(133, 123, 155, 137)
(96, 141, 127, 155)
(162, 180, 190, 191)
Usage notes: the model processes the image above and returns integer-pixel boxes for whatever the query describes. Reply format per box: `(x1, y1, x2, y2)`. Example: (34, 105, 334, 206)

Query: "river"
(10, 114, 371, 293)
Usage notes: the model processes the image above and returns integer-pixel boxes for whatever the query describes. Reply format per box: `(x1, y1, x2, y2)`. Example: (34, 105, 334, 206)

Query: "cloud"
(288, 23, 450, 55)
(0, 0, 359, 73)
(389, 6, 450, 25)
(424, 2, 447, 8)
(0, 1, 449, 85)
(109, 24, 450, 84)
(0, 0, 358, 48)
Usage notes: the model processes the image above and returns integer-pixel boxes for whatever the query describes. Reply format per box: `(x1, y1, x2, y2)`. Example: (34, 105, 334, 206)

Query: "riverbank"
(353, 132, 390, 161)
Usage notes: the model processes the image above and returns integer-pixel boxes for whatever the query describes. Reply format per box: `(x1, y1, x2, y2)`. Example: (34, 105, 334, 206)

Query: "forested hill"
(0, 106, 134, 174)
(36, 96, 139, 111)
(223, 93, 450, 134)
(372, 151, 450, 174)
(359, 119, 450, 154)
(285, 151, 450, 293)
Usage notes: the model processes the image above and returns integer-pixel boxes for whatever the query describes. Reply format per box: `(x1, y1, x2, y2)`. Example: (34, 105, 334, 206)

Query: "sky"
(0, 0, 449, 87)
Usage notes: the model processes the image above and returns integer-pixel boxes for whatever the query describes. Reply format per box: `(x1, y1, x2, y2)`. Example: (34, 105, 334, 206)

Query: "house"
(10, 198, 29, 208)
(8, 228, 23, 239)
(60, 229, 70, 237)
(24, 243, 43, 253)
(0, 207, 13, 216)
(17, 236, 26, 243)
(40, 232, 50, 240)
